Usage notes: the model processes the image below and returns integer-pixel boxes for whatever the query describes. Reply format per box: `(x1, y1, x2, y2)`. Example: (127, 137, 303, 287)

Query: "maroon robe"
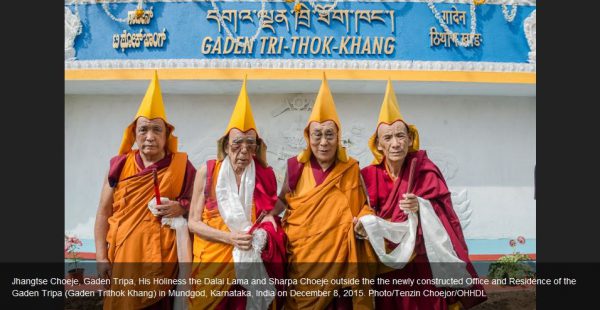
(361, 150, 487, 309)
(205, 157, 287, 310)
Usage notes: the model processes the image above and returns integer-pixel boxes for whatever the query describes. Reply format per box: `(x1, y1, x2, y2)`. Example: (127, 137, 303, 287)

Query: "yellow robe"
(104, 151, 187, 310)
(283, 158, 378, 309)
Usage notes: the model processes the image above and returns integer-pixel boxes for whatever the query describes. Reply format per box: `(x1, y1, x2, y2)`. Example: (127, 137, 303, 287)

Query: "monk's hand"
(155, 200, 186, 218)
(353, 217, 368, 240)
(96, 257, 112, 290)
(399, 193, 419, 213)
(260, 214, 277, 232)
(230, 232, 253, 251)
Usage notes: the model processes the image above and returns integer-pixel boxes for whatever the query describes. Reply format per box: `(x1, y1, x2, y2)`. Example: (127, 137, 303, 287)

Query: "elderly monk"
(357, 80, 487, 310)
(269, 74, 378, 310)
(188, 76, 286, 310)
(94, 71, 196, 310)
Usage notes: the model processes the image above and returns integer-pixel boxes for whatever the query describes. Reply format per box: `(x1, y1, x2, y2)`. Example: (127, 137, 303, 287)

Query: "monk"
(94, 71, 196, 310)
(270, 74, 377, 309)
(357, 80, 487, 309)
(188, 76, 286, 310)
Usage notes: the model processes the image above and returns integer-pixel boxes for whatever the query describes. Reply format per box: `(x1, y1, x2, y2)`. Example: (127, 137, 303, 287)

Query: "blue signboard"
(66, 0, 535, 63)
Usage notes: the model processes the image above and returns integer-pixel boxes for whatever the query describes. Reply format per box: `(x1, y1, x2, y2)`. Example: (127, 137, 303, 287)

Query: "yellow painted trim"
(65, 68, 535, 84)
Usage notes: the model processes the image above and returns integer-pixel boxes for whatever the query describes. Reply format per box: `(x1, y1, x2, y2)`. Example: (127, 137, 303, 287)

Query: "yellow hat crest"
(217, 75, 268, 166)
(223, 75, 257, 135)
(297, 72, 348, 163)
(118, 70, 178, 155)
(368, 79, 419, 165)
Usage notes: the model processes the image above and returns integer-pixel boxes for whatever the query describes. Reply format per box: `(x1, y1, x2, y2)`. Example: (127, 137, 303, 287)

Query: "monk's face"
(135, 117, 167, 159)
(309, 120, 338, 164)
(225, 128, 257, 171)
(377, 120, 413, 164)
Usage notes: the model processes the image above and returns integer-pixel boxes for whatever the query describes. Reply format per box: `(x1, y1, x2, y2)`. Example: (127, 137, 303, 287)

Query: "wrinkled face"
(376, 120, 413, 164)
(308, 120, 338, 164)
(225, 128, 258, 171)
(135, 117, 167, 158)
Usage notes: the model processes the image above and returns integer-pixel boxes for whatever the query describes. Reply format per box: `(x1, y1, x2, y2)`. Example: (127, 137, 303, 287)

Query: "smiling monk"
(270, 73, 378, 309)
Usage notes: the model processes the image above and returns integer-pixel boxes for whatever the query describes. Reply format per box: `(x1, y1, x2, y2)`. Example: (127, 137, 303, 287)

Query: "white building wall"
(65, 93, 535, 240)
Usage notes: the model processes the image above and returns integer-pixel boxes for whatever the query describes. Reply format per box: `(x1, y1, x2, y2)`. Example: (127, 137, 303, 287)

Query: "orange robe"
(104, 150, 189, 310)
(283, 157, 378, 310)
(190, 159, 286, 310)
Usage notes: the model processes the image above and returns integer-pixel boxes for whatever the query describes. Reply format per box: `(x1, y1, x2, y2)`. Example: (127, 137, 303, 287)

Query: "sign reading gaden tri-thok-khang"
(65, 0, 535, 63)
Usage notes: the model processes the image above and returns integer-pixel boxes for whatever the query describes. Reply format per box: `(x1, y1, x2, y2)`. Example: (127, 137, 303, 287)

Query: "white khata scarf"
(359, 197, 472, 288)
(215, 156, 275, 309)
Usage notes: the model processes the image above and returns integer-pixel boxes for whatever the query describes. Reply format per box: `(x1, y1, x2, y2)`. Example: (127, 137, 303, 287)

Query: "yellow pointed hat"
(368, 79, 419, 164)
(223, 75, 257, 135)
(118, 70, 178, 155)
(297, 73, 348, 163)
(217, 75, 267, 165)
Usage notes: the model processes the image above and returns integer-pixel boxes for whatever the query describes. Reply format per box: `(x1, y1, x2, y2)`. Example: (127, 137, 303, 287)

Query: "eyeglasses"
(310, 131, 337, 142)
(229, 137, 257, 151)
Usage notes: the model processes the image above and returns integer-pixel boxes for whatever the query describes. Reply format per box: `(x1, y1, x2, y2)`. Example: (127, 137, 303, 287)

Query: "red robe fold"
(361, 150, 487, 309)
